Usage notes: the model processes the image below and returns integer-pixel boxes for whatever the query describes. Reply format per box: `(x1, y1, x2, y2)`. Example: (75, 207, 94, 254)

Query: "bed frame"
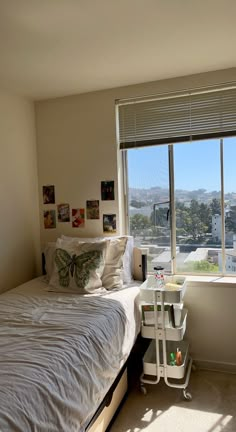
(86, 363, 128, 432)
(86, 332, 148, 432)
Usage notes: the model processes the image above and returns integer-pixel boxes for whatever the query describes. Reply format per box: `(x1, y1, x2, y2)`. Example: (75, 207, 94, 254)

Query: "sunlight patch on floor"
(139, 406, 233, 432)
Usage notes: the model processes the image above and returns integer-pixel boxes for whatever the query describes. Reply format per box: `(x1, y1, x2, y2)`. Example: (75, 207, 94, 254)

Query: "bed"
(0, 235, 142, 432)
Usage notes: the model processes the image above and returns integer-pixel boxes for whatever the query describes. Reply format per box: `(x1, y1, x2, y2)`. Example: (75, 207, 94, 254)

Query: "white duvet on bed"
(0, 277, 141, 432)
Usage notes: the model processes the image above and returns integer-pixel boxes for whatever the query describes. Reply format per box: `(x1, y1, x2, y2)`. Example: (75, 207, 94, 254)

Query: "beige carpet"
(109, 369, 236, 432)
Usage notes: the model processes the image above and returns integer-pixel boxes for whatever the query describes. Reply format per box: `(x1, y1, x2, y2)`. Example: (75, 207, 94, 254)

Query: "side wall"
(0, 90, 40, 292)
(36, 68, 236, 368)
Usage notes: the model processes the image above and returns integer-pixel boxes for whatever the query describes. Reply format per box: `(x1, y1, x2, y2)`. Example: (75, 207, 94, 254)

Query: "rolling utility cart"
(139, 275, 192, 400)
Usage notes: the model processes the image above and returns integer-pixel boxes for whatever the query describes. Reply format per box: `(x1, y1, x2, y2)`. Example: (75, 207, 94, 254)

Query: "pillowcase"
(49, 239, 108, 294)
(100, 237, 127, 289)
(60, 235, 128, 289)
(43, 242, 56, 281)
(61, 234, 134, 284)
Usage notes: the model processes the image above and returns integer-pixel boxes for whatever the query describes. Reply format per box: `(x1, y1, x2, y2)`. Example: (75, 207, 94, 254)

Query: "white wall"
(0, 90, 40, 292)
(36, 67, 236, 368)
(184, 281, 236, 368)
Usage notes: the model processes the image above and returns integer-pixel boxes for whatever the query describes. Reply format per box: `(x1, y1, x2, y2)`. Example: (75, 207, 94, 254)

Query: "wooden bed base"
(86, 366, 128, 432)
(85, 333, 148, 432)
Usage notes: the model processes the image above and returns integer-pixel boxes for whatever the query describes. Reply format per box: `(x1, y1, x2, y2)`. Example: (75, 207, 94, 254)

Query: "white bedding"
(0, 277, 141, 432)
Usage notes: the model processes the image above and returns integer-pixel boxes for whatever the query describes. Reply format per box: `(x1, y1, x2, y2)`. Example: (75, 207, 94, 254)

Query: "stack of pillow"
(44, 235, 134, 294)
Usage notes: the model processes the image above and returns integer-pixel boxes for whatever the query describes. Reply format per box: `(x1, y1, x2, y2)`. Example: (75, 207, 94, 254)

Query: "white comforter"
(0, 277, 141, 432)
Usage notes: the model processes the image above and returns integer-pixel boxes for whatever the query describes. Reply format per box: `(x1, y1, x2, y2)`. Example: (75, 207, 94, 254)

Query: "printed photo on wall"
(72, 208, 85, 228)
(44, 210, 56, 229)
(101, 181, 115, 201)
(103, 214, 116, 233)
(57, 203, 70, 222)
(86, 200, 99, 219)
(43, 185, 55, 204)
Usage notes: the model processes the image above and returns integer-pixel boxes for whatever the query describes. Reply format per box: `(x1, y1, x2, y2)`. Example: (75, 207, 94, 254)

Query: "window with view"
(117, 87, 236, 276)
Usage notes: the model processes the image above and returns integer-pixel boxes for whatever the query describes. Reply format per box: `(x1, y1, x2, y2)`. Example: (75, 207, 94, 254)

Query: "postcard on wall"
(86, 200, 99, 219)
(101, 181, 115, 201)
(44, 210, 56, 229)
(43, 185, 55, 204)
(72, 208, 85, 228)
(57, 203, 70, 222)
(103, 214, 116, 233)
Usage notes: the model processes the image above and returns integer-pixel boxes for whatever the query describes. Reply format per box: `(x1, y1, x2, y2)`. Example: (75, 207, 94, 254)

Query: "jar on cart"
(153, 266, 165, 288)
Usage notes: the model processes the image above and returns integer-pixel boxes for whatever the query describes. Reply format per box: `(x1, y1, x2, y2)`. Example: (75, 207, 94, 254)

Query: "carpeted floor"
(109, 369, 236, 432)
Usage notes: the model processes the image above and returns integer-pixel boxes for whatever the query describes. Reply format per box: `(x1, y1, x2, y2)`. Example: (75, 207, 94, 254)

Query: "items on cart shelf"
(141, 303, 178, 328)
(141, 304, 170, 326)
(169, 304, 176, 328)
(170, 352, 176, 366)
(154, 266, 165, 288)
(165, 282, 181, 290)
(169, 348, 182, 366)
(176, 347, 182, 366)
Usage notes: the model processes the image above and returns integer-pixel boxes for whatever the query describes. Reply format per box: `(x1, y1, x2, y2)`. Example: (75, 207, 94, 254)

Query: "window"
(117, 86, 236, 276)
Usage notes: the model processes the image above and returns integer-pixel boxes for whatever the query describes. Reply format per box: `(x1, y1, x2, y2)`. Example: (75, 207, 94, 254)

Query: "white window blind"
(118, 86, 236, 149)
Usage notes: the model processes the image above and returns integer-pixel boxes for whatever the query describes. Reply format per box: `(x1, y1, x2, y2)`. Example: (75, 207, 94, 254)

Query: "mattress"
(0, 277, 141, 432)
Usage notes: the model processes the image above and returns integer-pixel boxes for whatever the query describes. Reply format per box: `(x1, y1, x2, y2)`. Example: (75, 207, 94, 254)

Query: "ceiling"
(0, 0, 236, 100)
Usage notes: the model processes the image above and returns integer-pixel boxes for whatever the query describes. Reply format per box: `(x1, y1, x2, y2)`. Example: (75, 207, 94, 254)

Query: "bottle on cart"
(176, 347, 182, 366)
(170, 352, 176, 366)
(154, 266, 165, 288)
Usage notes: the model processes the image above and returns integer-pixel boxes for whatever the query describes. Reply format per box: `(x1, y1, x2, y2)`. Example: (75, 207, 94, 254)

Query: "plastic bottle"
(170, 352, 176, 366)
(176, 347, 182, 366)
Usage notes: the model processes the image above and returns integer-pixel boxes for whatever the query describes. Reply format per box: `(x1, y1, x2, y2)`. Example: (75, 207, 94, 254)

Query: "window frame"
(120, 137, 236, 277)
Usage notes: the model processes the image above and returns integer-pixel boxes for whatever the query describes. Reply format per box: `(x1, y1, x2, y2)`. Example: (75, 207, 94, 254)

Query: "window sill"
(184, 275, 236, 286)
(147, 272, 236, 286)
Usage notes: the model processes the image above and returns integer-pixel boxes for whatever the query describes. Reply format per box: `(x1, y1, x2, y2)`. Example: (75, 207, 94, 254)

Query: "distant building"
(212, 213, 235, 243)
(184, 248, 208, 263)
(218, 234, 236, 273)
(212, 214, 221, 241)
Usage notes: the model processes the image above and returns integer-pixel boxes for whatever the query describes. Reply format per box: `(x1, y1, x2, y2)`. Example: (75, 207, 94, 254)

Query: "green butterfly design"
(54, 248, 103, 289)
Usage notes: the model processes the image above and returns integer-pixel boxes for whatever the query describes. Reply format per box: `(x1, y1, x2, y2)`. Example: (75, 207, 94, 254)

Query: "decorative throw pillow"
(49, 239, 108, 294)
(61, 234, 134, 284)
(60, 235, 128, 289)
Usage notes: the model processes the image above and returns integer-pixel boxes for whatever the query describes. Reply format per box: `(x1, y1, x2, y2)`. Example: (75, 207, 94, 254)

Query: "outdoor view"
(127, 137, 236, 275)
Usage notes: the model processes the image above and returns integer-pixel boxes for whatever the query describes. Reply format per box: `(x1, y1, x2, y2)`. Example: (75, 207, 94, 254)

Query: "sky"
(127, 137, 236, 194)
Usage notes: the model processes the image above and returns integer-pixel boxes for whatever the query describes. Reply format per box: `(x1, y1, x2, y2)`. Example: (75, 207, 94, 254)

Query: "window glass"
(127, 146, 170, 273)
(174, 140, 221, 274)
(224, 137, 236, 274)
(126, 137, 236, 276)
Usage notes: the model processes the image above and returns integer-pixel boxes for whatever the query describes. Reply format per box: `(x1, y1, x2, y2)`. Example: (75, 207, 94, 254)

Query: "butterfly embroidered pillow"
(61, 234, 134, 284)
(60, 235, 128, 289)
(49, 239, 109, 294)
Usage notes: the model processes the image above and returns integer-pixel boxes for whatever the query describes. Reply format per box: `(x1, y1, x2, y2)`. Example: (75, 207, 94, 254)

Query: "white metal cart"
(139, 276, 192, 400)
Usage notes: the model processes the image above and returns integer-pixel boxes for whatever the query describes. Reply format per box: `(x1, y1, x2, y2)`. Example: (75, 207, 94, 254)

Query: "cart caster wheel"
(183, 389, 192, 401)
(140, 385, 147, 395)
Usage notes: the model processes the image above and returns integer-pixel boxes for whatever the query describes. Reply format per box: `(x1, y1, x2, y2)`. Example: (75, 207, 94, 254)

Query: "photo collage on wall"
(42, 180, 116, 232)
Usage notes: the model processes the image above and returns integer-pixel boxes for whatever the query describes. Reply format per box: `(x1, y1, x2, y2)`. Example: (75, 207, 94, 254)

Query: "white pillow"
(100, 237, 127, 289)
(43, 242, 56, 280)
(61, 234, 134, 284)
(49, 239, 108, 294)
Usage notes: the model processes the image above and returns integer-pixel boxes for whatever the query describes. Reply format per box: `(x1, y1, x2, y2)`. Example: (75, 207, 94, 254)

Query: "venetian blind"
(118, 86, 236, 149)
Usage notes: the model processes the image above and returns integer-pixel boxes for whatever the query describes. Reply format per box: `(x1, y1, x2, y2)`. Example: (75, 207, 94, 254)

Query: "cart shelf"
(143, 340, 189, 379)
(141, 308, 188, 341)
(140, 275, 187, 304)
